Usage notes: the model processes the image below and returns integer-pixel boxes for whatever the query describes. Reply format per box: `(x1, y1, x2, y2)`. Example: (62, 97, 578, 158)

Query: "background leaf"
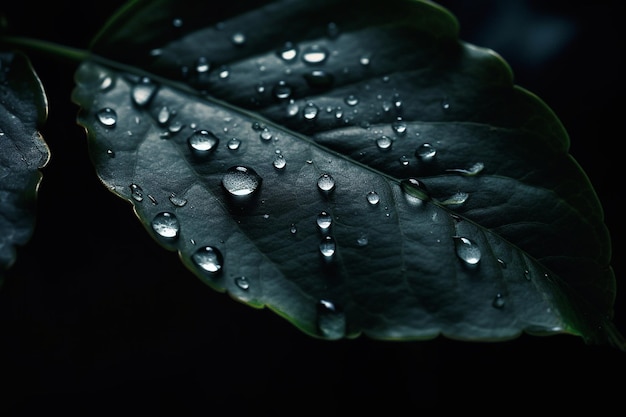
(72, 0, 619, 345)
(0, 51, 50, 286)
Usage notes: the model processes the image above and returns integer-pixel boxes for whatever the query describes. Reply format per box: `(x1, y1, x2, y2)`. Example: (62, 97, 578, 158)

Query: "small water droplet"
(172, 18, 183, 28)
(259, 128, 273, 142)
(129, 183, 144, 202)
(492, 293, 505, 309)
(441, 97, 450, 111)
(524, 269, 531, 280)
(344, 94, 359, 106)
(302, 45, 329, 65)
(376, 135, 392, 150)
(195, 56, 211, 73)
(440, 192, 469, 206)
(317, 173, 336, 192)
(400, 178, 431, 201)
(286, 100, 299, 117)
(290, 223, 297, 234)
(168, 193, 188, 207)
(497, 258, 507, 269)
(316, 299, 346, 340)
(188, 130, 219, 155)
(392, 119, 407, 136)
(131, 78, 158, 107)
(192, 246, 224, 275)
(222, 166, 262, 196)
(319, 235, 336, 258)
(359, 53, 371, 66)
(303, 102, 319, 120)
(277, 41, 298, 61)
(366, 191, 380, 205)
(231, 32, 246, 46)
(415, 143, 437, 160)
(454, 236, 481, 265)
(272, 153, 286, 170)
(218, 65, 230, 79)
(151, 212, 180, 239)
(316, 211, 332, 232)
(272, 80, 292, 100)
(227, 137, 241, 150)
(96, 108, 117, 127)
(326, 22, 340, 39)
(234, 276, 250, 290)
(157, 106, 172, 125)
(356, 234, 369, 246)
(447, 162, 484, 176)
(399, 155, 410, 166)
(106, 149, 115, 158)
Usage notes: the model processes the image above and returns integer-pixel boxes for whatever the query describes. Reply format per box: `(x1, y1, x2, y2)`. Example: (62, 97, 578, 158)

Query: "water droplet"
(168, 193, 188, 207)
(359, 53, 371, 66)
(326, 22, 340, 39)
(227, 137, 241, 150)
(222, 166, 262, 196)
(235, 276, 250, 290)
(273, 153, 286, 170)
(400, 178, 431, 201)
(366, 191, 380, 205)
(151, 212, 180, 239)
(290, 223, 297, 234)
(195, 56, 211, 73)
(231, 32, 246, 46)
(129, 183, 144, 202)
(447, 162, 484, 176)
(131, 78, 158, 107)
(440, 192, 469, 206)
(96, 107, 117, 127)
(157, 106, 172, 125)
(317, 299, 346, 340)
(172, 18, 183, 28)
(317, 173, 336, 192)
(106, 149, 115, 158)
(453, 236, 481, 265)
(441, 97, 450, 111)
(259, 128, 273, 141)
(302, 45, 329, 65)
(392, 119, 407, 135)
(492, 293, 505, 309)
(524, 269, 531, 281)
(415, 143, 437, 160)
(344, 94, 359, 106)
(286, 100, 299, 117)
(303, 70, 334, 89)
(319, 235, 336, 258)
(497, 258, 507, 268)
(356, 234, 369, 246)
(272, 80, 292, 100)
(218, 65, 230, 79)
(192, 246, 224, 275)
(277, 41, 298, 61)
(316, 211, 332, 232)
(399, 155, 410, 166)
(303, 102, 319, 120)
(188, 130, 219, 155)
(376, 135, 392, 150)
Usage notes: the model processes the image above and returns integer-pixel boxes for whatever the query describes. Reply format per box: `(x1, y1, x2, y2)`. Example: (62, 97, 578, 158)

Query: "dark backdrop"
(1, 1, 624, 416)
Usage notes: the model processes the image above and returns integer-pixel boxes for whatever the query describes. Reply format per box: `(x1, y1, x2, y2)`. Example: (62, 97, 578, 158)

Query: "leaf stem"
(0, 36, 91, 62)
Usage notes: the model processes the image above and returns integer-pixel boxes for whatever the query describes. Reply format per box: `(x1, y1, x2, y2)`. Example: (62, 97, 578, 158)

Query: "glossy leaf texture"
(0, 51, 50, 286)
(72, 0, 622, 347)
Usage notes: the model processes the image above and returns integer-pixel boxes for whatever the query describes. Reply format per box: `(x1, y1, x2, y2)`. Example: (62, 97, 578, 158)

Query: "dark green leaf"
(0, 51, 50, 286)
(71, 0, 622, 347)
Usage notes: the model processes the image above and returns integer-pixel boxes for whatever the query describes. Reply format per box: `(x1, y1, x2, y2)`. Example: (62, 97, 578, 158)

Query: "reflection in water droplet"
(302, 45, 329, 65)
(447, 162, 484, 176)
(188, 130, 219, 155)
(319, 235, 336, 258)
(96, 108, 117, 127)
(400, 178, 431, 201)
(492, 293, 505, 309)
(222, 166, 262, 196)
(227, 137, 241, 150)
(192, 246, 224, 275)
(131, 78, 158, 107)
(454, 236, 481, 265)
(317, 299, 346, 340)
(273, 153, 286, 170)
(376, 135, 392, 150)
(366, 191, 380, 205)
(415, 143, 437, 160)
(316, 211, 332, 232)
(151, 212, 180, 239)
(234, 276, 250, 290)
(317, 173, 336, 192)
(129, 183, 144, 202)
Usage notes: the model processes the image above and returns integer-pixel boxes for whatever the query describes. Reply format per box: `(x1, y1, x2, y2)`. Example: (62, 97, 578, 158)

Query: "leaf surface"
(72, 0, 621, 346)
(0, 51, 50, 286)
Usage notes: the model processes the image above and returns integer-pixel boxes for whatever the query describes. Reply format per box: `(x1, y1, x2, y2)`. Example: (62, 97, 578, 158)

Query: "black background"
(1, 1, 624, 416)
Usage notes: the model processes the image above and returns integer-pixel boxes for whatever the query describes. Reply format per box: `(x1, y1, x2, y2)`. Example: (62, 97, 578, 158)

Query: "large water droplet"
(454, 236, 481, 265)
(317, 299, 346, 340)
(415, 143, 437, 160)
(192, 246, 224, 275)
(319, 235, 336, 258)
(96, 107, 117, 127)
(188, 130, 219, 155)
(131, 78, 158, 107)
(400, 178, 431, 201)
(366, 191, 380, 205)
(151, 212, 180, 239)
(222, 166, 262, 196)
(316, 211, 332, 232)
(317, 173, 336, 192)
(376, 135, 392, 150)
(302, 45, 329, 65)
